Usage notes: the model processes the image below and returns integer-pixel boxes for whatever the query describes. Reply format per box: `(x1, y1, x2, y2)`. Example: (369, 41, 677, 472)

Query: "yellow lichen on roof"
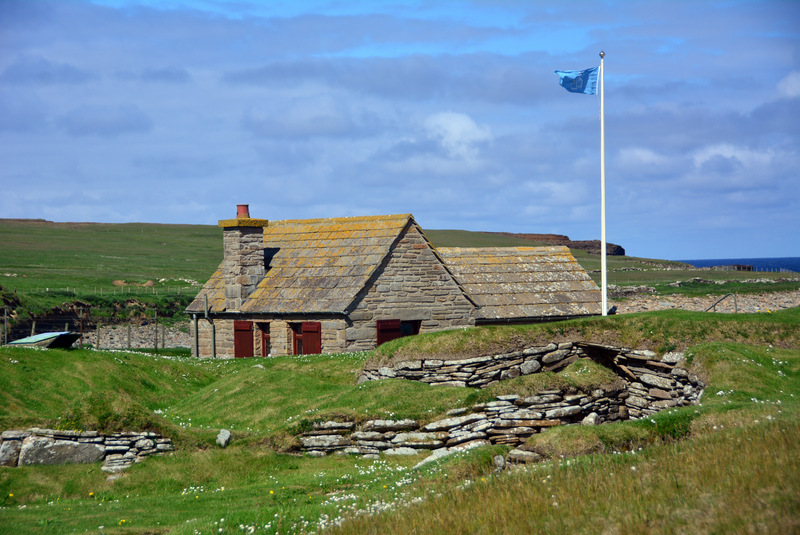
(437, 245, 601, 319)
(240, 214, 414, 314)
(185, 268, 227, 313)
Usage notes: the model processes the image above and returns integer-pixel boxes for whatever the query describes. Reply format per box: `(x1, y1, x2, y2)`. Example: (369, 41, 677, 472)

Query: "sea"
(678, 257, 800, 274)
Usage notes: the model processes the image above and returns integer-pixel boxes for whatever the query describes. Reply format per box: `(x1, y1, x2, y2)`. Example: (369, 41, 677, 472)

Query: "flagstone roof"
(436, 246, 602, 320)
(188, 214, 602, 321)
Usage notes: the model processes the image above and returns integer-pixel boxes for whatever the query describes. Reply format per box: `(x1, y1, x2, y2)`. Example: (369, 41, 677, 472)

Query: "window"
(233, 320, 254, 358)
(376, 319, 420, 346)
(292, 322, 321, 355)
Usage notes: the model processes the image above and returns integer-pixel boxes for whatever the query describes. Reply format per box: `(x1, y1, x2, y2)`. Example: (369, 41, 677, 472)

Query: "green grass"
(0, 220, 222, 325)
(0, 309, 798, 534)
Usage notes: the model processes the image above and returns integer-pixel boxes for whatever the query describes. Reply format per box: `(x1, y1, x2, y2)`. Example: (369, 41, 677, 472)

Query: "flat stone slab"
(362, 419, 417, 432)
(18, 437, 105, 466)
(383, 447, 419, 456)
(298, 435, 351, 449)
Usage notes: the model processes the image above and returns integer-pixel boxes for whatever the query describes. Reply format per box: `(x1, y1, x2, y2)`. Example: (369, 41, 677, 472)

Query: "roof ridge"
(269, 213, 412, 226)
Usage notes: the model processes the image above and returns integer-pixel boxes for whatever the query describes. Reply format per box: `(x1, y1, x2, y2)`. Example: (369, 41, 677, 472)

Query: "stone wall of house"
(221, 225, 266, 311)
(0, 428, 173, 473)
(345, 224, 476, 352)
(192, 317, 352, 358)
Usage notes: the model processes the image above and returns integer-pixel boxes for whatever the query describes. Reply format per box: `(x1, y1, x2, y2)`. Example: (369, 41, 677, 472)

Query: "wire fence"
(11, 285, 199, 297)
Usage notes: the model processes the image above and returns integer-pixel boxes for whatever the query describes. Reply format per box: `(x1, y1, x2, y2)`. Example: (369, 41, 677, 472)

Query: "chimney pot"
(236, 204, 250, 218)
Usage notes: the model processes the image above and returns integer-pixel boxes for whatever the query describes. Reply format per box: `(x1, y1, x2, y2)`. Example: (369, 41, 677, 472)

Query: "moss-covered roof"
(187, 214, 413, 314)
(436, 246, 601, 320)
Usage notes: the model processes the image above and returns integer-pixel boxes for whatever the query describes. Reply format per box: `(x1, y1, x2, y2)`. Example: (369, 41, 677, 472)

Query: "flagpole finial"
(599, 50, 605, 59)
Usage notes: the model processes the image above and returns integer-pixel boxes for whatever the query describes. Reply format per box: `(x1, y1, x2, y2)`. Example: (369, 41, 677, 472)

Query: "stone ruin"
(298, 342, 704, 463)
(0, 428, 174, 473)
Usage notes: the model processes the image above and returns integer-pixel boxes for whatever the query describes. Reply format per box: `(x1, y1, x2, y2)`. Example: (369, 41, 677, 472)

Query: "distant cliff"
(490, 232, 626, 256)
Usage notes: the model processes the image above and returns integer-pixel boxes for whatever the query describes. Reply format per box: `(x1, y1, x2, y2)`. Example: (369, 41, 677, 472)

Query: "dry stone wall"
(299, 343, 704, 461)
(358, 342, 703, 418)
(0, 428, 173, 473)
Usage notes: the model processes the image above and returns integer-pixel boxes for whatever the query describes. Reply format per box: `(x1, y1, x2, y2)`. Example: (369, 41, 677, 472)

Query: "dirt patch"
(112, 280, 155, 287)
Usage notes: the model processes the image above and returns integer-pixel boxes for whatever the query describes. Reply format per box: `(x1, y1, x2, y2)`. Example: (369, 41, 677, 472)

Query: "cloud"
(116, 67, 192, 84)
(241, 94, 382, 139)
(692, 144, 772, 171)
(58, 104, 153, 137)
(423, 111, 492, 159)
(777, 71, 800, 99)
(0, 55, 93, 85)
(0, 90, 48, 132)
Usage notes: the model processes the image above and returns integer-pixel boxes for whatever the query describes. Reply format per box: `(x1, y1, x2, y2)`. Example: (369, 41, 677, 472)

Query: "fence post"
(127, 323, 131, 349)
(154, 309, 158, 354)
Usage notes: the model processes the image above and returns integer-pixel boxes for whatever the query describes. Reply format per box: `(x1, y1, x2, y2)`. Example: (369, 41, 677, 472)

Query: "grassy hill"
(1, 309, 798, 533)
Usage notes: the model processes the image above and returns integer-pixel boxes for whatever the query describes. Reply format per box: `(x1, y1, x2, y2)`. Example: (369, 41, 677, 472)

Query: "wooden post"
(3, 307, 7, 345)
(30, 320, 36, 336)
(205, 294, 216, 359)
(154, 310, 158, 354)
(127, 323, 131, 349)
(96, 324, 100, 349)
(192, 314, 198, 358)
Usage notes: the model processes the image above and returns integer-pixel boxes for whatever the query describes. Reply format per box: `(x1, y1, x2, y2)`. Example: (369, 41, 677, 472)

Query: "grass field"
(1, 309, 798, 534)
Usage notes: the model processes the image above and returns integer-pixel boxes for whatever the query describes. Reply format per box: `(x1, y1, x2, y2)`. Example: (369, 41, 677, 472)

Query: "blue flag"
(555, 67, 599, 94)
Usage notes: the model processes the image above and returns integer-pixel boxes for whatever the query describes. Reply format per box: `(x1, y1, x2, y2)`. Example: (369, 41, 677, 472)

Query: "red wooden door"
(301, 322, 321, 354)
(376, 319, 402, 346)
(234, 321, 254, 358)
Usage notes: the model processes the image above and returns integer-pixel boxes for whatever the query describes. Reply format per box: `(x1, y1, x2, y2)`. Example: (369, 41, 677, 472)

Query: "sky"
(1, 0, 799, 260)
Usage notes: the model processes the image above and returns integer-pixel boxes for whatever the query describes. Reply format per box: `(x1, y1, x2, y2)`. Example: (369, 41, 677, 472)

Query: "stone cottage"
(186, 206, 601, 358)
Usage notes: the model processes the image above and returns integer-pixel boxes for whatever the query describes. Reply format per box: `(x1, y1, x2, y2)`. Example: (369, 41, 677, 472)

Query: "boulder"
(520, 360, 542, 375)
(216, 429, 232, 448)
(507, 448, 542, 464)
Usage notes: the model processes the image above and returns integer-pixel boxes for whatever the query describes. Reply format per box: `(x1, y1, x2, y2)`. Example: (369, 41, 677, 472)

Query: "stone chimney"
(218, 204, 269, 311)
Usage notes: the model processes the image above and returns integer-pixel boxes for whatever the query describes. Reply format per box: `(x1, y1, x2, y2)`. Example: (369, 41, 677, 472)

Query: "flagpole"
(599, 50, 607, 316)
